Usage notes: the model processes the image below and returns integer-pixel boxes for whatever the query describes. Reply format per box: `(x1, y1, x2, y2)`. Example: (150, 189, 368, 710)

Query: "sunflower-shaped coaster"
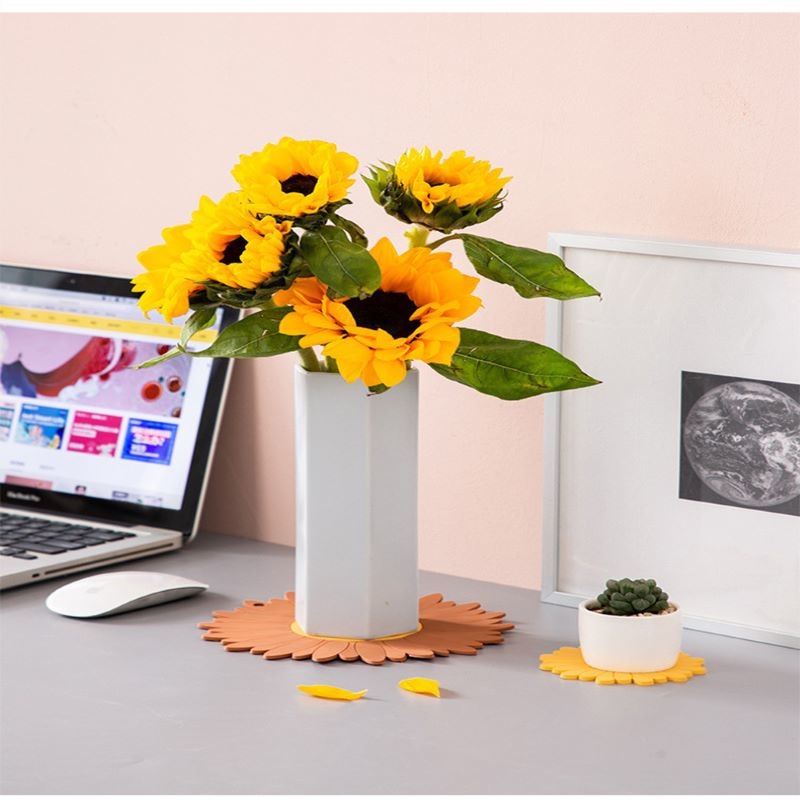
(539, 646, 706, 686)
(198, 592, 513, 666)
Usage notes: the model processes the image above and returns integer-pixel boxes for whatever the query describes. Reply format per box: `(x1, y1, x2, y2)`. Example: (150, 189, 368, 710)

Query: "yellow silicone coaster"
(539, 646, 706, 686)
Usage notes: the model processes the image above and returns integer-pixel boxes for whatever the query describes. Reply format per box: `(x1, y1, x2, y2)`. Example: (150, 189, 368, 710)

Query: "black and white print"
(680, 371, 800, 517)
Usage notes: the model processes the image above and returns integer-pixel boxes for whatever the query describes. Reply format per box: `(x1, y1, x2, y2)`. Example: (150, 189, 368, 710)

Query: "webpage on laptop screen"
(0, 283, 221, 510)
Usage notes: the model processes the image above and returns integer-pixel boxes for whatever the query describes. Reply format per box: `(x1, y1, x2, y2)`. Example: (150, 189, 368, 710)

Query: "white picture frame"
(542, 234, 800, 649)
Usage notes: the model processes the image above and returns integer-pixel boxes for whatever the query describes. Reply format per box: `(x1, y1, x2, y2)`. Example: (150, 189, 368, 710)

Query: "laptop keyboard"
(0, 513, 137, 560)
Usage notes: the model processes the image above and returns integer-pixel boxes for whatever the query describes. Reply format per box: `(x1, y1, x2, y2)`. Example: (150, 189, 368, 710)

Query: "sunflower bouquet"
(133, 137, 599, 398)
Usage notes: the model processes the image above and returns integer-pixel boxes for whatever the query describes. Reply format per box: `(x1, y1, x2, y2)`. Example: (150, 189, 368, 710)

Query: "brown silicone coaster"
(198, 592, 514, 665)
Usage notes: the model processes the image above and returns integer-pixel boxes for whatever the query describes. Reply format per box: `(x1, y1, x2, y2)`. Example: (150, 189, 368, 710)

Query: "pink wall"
(1, 13, 798, 589)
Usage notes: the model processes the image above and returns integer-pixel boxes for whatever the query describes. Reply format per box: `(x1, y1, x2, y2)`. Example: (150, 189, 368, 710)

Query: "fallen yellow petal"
(296, 684, 367, 701)
(398, 677, 441, 697)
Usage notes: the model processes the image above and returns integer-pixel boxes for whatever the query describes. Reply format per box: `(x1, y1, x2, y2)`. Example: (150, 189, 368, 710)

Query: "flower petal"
(398, 677, 440, 697)
(372, 357, 408, 387)
(296, 684, 367, 701)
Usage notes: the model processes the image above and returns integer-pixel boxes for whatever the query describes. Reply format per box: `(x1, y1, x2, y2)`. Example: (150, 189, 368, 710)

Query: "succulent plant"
(595, 578, 670, 616)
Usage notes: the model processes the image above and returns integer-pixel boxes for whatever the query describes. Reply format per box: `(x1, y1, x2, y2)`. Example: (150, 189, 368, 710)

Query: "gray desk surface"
(1, 532, 798, 795)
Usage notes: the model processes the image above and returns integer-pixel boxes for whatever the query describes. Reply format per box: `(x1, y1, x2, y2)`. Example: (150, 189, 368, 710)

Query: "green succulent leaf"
(610, 600, 632, 613)
(595, 578, 671, 615)
(299, 225, 381, 298)
(180, 307, 300, 359)
(430, 328, 600, 400)
(458, 234, 600, 300)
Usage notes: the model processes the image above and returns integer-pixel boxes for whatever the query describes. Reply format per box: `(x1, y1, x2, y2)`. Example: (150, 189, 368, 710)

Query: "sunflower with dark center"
(132, 192, 291, 322)
(183, 192, 291, 291)
(232, 136, 358, 219)
(273, 238, 481, 388)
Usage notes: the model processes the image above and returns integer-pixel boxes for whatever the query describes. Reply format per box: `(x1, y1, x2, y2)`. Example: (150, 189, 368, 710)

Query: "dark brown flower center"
(344, 290, 420, 339)
(220, 236, 247, 264)
(280, 174, 318, 196)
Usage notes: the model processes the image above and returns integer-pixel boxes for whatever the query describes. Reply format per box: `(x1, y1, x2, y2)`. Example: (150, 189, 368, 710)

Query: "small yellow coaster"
(539, 646, 706, 686)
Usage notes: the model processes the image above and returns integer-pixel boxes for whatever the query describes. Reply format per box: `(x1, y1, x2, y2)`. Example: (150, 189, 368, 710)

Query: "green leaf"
(429, 328, 600, 400)
(183, 307, 300, 359)
(134, 346, 183, 369)
(459, 234, 600, 300)
(179, 307, 217, 350)
(329, 212, 369, 248)
(299, 226, 381, 298)
(287, 198, 351, 232)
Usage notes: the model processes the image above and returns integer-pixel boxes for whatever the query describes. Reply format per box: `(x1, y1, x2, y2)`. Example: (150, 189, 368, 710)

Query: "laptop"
(0, 264, 239, 589)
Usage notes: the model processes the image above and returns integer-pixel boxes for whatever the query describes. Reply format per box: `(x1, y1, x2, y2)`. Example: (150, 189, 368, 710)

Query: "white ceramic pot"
(293, 365, 419, 640)
(578, 599, 683, 672)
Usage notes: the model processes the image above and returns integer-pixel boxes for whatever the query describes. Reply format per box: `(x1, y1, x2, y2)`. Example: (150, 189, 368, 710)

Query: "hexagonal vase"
(293, 365, 419, 640)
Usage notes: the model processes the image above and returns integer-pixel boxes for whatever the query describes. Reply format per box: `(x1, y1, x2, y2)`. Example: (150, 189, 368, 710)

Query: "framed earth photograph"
(679, 370, 799, 518)
(541, 234, 800, 648)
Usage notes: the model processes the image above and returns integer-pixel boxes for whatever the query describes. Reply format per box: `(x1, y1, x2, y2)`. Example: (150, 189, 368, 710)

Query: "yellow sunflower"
(395, 147, 511, 213)
(133, 194, 291, 322)
(232, 137, 358, 219)
(185, 192, 291, 290)
(132, 224, 204, 322)
(188, 192, 276, 253)
(273, 238, 481, 388)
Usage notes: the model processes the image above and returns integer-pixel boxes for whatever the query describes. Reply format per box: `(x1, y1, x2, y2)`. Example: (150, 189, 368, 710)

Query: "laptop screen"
(0, 265, 238, 536)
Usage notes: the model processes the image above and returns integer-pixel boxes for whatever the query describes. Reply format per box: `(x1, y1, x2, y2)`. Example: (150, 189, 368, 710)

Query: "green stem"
(324, 356, 340, 373)
(426, 233, 462, 251)
(298, 347, 321, 372)
(404, 225, 430, 250)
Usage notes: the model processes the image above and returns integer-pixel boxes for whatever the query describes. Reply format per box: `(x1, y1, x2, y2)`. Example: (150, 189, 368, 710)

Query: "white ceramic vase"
(293, 365, 419, 640)
(578, 599, 683, 672)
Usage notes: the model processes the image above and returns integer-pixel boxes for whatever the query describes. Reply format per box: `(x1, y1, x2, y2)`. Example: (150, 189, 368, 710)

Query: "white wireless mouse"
(45, 571, 209, 618)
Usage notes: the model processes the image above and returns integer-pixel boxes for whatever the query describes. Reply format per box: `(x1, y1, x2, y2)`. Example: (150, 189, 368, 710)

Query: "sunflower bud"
(364, 147, 511, 234)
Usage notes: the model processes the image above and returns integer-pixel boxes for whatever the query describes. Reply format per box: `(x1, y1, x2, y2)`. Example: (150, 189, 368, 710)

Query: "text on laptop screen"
(0, 282, 223, 510)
